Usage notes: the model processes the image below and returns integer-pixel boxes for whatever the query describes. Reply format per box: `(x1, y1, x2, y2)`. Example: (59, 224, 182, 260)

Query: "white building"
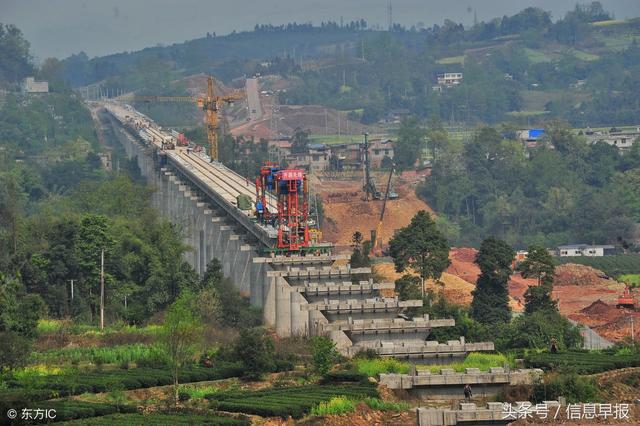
(22, 77, 49, 93)
(584, 128, 640, 150)
(437, 73, 463, 87)
(556, 244, 617, 257)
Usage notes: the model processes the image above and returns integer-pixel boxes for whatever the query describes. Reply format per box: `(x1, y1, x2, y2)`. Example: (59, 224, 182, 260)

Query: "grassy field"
(415, 352, 512, 373)
(309, 133, 371, 145)
(567, 48, 600, 61)
(355, 358, 411, 377)
(436, 55, 465, 65)
(619, 274, 640, 286)
(506, 110, 549, 118)
(523, 48, 554, 63)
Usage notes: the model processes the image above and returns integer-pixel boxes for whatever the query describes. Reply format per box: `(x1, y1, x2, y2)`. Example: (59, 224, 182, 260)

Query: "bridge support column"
(235, 245, 252, 294)
(275, 278, 292, 337)
(223, 234, 240, 278)
(201, 208, 213, 271)
(217, 225, 232, 276)
(290, 292, 308, 336)
(250, 263, 266, 308)
(264, 276, 277, 327)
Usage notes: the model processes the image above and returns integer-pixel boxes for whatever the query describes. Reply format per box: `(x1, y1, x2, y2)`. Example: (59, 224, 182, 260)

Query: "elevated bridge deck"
(104, 102, 281, 248)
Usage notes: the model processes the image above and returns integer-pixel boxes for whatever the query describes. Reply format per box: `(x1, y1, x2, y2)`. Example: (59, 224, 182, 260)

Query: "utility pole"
(69, 279, 75, 301)
(632, 316, 635, 343)
(100, 249, 105, 330)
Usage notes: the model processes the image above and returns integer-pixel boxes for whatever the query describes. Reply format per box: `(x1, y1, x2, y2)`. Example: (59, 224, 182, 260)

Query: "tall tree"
(291, 127, 310, 154)
(470, 237, 514, 325)
(0, 273, 45, 372)
(394, 117, 424, 170)
(160, 291, 204, 405)
(389, 210, 450, 296)
(518, 246, 558, 314)
(350, 231, 371, 268)
(233, 327, 276, 379)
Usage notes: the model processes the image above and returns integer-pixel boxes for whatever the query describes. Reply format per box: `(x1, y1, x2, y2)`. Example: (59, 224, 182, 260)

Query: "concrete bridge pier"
(275, 277, 292, 337)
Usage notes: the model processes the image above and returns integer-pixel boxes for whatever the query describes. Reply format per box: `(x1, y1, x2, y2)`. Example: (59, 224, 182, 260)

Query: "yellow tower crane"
(119, 75, 244, 162)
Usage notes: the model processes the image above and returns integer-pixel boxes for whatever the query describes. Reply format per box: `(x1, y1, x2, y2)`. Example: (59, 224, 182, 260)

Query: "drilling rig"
(118, 76, 244, 162)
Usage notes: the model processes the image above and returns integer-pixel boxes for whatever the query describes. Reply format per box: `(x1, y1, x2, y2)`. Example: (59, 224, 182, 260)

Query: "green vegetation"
(419, 123, 640, 248)
(389, 210, 451, 296)
(58, 412, 247, 425)
(159, 292, 204, 404)
(470, 237, 514, 325)
(533, 373, 601, 403)
(436, 55, 465, 65)
(311, 396, 356, 416)
(525, 350, 640, 373)
(206, 383, 378, 418)
(416, 352, 511, 373)
(30, 400, 137, 423)
(518, 246, 558, 315)
(355, 358, 410, 377)
(312, 336, 340, 375)
(619, 274, 640, 286)
(555, 254, 640, 278)
(1, 365, 242, 400)
(28, 344, 166, 366)
(362, 397, 410, 411)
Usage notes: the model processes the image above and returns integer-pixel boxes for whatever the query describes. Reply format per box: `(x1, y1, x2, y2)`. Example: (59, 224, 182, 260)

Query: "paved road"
(245, 78, 262, 122)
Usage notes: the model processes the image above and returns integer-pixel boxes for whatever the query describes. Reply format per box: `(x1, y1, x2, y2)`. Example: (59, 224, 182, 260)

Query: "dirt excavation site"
(317, 175, 639, 344)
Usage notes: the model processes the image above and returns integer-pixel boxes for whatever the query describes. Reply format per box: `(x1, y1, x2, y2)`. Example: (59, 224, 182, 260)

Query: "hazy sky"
(3, 0, 640, 61)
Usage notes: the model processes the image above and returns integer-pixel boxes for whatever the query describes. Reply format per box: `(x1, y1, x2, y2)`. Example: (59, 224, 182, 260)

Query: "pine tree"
(389, 210, 450, 296)
(518, 245, 558, 314)
(470, 237, 514, 325)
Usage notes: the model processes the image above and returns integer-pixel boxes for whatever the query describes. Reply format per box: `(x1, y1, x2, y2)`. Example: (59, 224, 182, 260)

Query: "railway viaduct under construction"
(97, 101, 494, 360)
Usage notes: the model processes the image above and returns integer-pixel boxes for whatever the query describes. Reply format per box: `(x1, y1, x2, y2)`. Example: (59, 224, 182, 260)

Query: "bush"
(532, 374, 601, 403)
(363, 397, 410, 411)
(525, 350, 640, 374)
(208, 383, 377, 418)
(310, 396, 356, 416)
(2, 365, 243, 401)
(311, 336, 339, 375)
(321, 370, 368, 384)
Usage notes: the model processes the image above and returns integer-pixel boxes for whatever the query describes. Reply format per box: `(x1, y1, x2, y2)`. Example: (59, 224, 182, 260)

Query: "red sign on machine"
(279, 169, 304, 180)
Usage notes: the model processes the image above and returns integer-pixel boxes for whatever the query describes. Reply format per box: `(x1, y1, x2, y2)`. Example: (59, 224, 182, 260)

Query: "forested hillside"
(52, 3, 640, 126)
(417, 121, 640, 247)
(0, 25, 197, 360)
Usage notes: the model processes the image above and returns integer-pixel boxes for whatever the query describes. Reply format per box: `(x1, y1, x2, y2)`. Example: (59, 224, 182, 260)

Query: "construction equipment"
(371, 165, 395, 256)
(617, 286, 640, 310)
(362, 133, 377, 201)
(255, 163, 312, 252)
(118, 76, 244, 162)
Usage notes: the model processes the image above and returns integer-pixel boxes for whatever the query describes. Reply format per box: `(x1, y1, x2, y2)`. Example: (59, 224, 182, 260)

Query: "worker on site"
(550, 337, 558, 354)
(464, 384, 473, 402)
(256, 200, 264, 222)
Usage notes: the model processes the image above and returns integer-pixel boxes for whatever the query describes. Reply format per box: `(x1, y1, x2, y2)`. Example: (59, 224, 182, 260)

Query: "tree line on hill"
(408, 119, 640, 249)
(386, 211, 582, 352)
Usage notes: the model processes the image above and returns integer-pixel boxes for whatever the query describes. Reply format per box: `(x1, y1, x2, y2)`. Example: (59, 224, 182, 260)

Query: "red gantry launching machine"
(255, 163, 310, 252)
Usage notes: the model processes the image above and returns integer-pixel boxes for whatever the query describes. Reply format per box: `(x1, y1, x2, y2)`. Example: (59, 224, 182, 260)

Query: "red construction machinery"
(255, 163, 311, 253)
(617, 286, 639, 310)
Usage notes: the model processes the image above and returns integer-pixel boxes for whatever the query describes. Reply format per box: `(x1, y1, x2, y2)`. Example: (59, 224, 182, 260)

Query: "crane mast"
(118, 75, 244, 162)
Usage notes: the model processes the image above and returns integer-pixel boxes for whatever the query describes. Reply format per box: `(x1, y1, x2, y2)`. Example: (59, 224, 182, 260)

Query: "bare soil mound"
(580, 299, 614, 315)
(319, 175, 433, 247)
(554, 263, 612, 286)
